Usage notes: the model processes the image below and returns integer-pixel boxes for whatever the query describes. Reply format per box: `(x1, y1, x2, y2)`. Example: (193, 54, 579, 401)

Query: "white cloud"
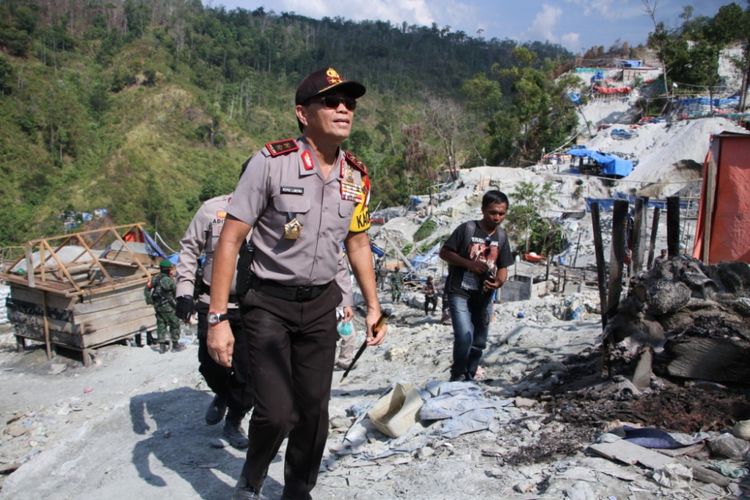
(271, 0, 436, 26)
(560, 32, 580, 49)
(564, 0, 644, 21)
(527, 4, 562, 42)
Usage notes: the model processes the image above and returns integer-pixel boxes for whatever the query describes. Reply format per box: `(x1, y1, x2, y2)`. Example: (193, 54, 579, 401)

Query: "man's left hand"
(365, 308, 388, 346)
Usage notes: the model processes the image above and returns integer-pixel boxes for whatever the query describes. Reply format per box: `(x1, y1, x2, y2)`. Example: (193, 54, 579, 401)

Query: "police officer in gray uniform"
(175, 193, 252, 449)
(207, 67, 387, 500)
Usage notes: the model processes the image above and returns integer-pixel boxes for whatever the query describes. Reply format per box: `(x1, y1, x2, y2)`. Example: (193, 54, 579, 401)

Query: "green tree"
(488, 49, 578, 165)
(0, 55, 13, 94)
(506, 181, 565, 255)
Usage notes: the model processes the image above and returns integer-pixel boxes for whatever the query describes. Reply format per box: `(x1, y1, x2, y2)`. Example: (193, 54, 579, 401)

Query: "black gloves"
(175, 296, 195, 321)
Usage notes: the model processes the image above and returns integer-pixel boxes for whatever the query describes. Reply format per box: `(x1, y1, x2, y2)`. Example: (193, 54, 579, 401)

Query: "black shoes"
(232, 485, 260, 500)
(232, 477, 261, 500)
(223, 409, 249, 449)
(159, 342, 169, 354)
(205, 395, 227, 425)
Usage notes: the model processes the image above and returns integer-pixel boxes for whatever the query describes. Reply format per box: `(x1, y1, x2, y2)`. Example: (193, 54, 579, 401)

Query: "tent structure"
(567, 147, 633, 178)
(693, 132, 750, 264)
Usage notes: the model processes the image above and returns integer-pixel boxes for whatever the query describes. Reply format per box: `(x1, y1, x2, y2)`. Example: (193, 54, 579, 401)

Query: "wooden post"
(631, 196, 648, 274)
(25, 245, 35, 289)
(607, 200, 629, 320)
(590, 202, 608, 329)
(572, 231, 583, 268)
(42, 291, 52, 360)
(647, 206, 661, 269)
(667, 196, 680, 257)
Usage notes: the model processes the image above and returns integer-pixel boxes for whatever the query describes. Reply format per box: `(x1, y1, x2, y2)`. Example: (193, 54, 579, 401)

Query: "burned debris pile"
(606, 256, 750, 385)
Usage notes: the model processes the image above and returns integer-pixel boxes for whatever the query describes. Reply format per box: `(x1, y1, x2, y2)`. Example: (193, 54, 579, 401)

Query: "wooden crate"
(1, 224, 161, 365)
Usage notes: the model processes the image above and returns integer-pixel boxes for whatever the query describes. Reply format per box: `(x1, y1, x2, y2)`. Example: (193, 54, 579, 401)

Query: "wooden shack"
(0, 224, 160, 365)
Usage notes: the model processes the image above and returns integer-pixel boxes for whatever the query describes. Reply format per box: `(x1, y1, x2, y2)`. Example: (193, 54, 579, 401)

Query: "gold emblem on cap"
(326, 68, 342, 85)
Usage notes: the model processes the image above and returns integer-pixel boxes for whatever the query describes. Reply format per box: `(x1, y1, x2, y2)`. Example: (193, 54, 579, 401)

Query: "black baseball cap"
(295, 67, 366, 105)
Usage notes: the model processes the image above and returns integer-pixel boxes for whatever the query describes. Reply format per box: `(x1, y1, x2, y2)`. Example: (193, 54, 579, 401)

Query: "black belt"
(249, 275, 331, 302)
(198, 282, 239, 304)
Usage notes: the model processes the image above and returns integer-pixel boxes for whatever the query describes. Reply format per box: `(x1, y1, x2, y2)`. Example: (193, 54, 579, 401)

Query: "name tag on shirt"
(281, 186, 304, 195)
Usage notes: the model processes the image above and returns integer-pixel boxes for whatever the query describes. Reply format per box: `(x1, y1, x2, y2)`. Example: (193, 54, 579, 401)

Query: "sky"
(207, 0, 736, 53)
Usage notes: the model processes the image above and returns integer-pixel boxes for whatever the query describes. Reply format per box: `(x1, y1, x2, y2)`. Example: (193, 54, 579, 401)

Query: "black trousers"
(197, 302, 253, 413)
(239, 282, 341, 499)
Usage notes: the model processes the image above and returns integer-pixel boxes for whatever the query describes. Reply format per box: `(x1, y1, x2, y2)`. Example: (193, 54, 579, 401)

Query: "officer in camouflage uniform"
(148, 260, 183, 353)
(390, 263, 403, 303)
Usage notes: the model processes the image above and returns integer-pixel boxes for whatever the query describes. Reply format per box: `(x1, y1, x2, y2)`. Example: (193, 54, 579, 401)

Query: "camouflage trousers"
(155, 306, 180, 343)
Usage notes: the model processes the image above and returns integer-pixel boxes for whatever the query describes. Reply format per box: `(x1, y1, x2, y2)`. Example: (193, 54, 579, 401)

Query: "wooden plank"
(590, 202, 608, 329)
(646, 206, 660, 269)
(79, 316, 156, 348)
(25, 245, 35, 288)
(10, 286, 76, 310)
(607, 200, 628, 320)
(72, 288, 144, 315)
(72, 234, 113, 283)
(701, 153, 718, 264)
(77, 306, 155, 333)
(631, 196, 648, 274)
(588, 440, 674, 470)
(42, 240, 82, 295)
(666, 196, 680, 257)
(14, 313, 156, 350)
(8, 308, 79, 335)
(42, 291, 52, 359)
(74, 301, 151, 326)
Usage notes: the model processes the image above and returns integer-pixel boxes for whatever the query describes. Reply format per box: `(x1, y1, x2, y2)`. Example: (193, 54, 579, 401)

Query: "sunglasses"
(306, 95, 357, 111)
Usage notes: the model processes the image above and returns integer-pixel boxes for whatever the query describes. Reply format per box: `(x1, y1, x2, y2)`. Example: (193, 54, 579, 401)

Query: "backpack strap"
(462, 220, 477, 255)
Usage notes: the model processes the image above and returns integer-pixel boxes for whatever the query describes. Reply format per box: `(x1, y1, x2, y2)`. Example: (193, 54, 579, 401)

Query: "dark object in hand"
(175, 296, 195, 321)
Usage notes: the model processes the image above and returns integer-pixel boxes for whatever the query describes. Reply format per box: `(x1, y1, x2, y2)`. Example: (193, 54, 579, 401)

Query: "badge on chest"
(283, 214, 303, 240)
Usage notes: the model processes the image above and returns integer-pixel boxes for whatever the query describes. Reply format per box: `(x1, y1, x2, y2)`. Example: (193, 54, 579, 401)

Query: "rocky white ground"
(2, 52, 750, 498)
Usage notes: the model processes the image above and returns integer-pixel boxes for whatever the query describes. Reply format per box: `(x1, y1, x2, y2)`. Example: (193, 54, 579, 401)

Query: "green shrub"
(413, 217, 437, 242)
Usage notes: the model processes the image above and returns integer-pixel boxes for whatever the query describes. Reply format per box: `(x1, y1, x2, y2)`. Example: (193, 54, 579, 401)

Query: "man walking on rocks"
(439, 190, 513, 382)
(175, 191, 252, 450)
(207, 66, 387, 499)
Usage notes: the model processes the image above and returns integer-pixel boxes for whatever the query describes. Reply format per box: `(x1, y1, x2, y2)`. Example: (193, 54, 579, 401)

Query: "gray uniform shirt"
(335, 252, 353, 307)
(175, 193, 240, 305)
(227, 137, 370, 286)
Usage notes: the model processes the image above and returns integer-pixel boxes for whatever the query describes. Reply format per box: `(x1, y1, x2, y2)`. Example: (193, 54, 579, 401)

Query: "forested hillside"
(1, 0, 747, 248)
(0, 0, 583, 246)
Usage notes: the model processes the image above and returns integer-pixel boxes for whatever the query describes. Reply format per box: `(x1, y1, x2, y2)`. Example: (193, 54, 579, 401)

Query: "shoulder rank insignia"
(265, 138, 299, 157)
(344, 151, 368, 176)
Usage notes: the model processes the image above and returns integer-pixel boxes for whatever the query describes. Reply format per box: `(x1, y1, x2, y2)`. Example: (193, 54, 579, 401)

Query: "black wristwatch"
(207, 311, 229, 326)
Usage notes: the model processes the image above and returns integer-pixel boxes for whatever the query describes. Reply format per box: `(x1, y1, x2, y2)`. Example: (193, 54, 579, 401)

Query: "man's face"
(481, 202, 508, 228)
(296, 93, 356, 144)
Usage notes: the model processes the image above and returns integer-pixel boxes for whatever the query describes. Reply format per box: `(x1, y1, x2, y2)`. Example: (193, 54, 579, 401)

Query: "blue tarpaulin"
(567, 147, 633, 177)
(621, 59, 642, 68)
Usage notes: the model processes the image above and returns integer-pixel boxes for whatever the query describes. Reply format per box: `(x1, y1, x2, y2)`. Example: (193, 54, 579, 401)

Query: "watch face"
(208, 312, 226, 326)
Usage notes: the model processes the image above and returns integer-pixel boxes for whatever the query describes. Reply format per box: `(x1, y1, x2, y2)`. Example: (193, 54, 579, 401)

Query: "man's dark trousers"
(239, 282, 341, 499)
(197, 302, 252, 412)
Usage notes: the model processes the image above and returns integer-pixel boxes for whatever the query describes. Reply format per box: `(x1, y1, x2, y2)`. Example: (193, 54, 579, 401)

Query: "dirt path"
(0, 298, 743, 499)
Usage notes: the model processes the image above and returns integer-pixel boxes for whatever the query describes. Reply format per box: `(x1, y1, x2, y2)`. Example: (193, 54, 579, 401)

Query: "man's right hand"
(207, 322, 234, 368)
(175, 296, 195, 322)
(467, 260, 489, 275)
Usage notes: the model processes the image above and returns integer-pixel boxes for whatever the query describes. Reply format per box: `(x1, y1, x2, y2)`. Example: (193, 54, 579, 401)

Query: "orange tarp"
(693, 132, 750, 264)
